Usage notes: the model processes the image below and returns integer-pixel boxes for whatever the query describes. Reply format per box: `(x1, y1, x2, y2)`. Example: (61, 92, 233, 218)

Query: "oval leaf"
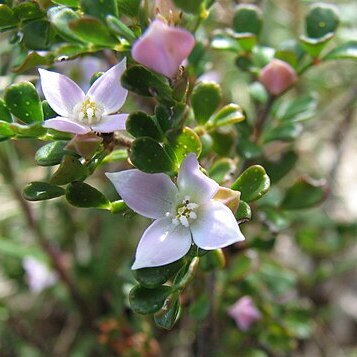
(23, 181, 65, 201)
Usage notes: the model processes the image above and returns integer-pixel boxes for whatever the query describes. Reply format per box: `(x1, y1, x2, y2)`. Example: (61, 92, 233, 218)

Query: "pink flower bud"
(132, 19, 195, 78)
(259, 59, 297, 96)
(228, 296, 261, 331)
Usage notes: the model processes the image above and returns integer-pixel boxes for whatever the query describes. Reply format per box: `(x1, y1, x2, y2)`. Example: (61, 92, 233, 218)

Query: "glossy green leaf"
(23, 181, 65, 201)
(261, 150, 298, 184)
(130, 137, 178, 173)
(0, 99, 12, 123)
(235, 200, 251, 223)
(0, 121, 15, 139)
(52, 0, 80, 6)
(259, 206, 290, 231)
(22, 20, 53, 50)
(102, 149, 128, 163)
(209, 104, 245, 128)
(324, 41, 357, 61)
(305, 4, 339, 39)
(106, 15, 136, 43)
(35, 141, 71, 166)
(154, 295, 181, 329)
(48, 6, 84, 43)
(234, 33, 257, 52)
(126, 111, 163, 141)
(12, 52, 54, 73)
(208, 158, 235, 184)
(169, 127, 202, 164)
(69, 17, 119, 47)
(4, 82, 43, 124)
(299, 33, 333, 58)
(233, 5, 262, 36)
(13, 2, 43, 21)
(121, 65, 173, 104)
(66, 182, 110, 209)
(211, 33, 240, 52)
(0, 5, 18, 31)
(191, 82, 222, 124)
(211, 131, 235, 156)
(129, 285, 172, 315)
(134, 259, 184, 288)
(262, 123, 303, 143)
(9, 122, 47, 138)
(280, 176, 327, 210)
(81, 0, 118, 22)
(117, 0, 140, 17)
(231, 165, 270, 202)
(249, 82, 268, 103)
(42, 100, 57, 120)
(173, 0, 204, 14)
(236, 137, 262, 160)
(50, 155, 89, 185)
(109, 200, 128, 214)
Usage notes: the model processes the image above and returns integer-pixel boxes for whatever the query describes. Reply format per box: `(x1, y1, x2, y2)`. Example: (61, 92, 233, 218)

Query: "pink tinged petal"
(90, 114, 128, 133)
(191, 200, 245, 250)
(177, 153, 219, 204)
(39, 68, 85, 117)
(132, 218, 192, 269)
(132, 19, 195, 78)
(43, 117, 90, 134)
(87, 58, 128, 114)
(228, 296, 261, 331)
(259, 59, 297, 96)
(105, 169, 178, 219)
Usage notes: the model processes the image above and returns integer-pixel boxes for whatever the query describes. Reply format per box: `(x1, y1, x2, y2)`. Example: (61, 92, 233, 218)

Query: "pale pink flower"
(106, 154, 245, 269)
(131, 20, 195, 78)
(259, 59, 297, 96)
(39, 58, 128, 134)
(228, 296, 261, 331)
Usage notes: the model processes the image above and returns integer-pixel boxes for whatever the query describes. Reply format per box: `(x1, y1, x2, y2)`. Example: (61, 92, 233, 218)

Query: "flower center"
(73, 96, 104, 125)
(168, 195, 199, 228)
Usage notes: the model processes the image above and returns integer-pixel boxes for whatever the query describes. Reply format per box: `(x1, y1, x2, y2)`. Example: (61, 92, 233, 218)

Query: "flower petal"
(39, 68, 85, 117)
(91, 114, 128, 133)
(105, 169, 178, 219)
(132, 19, 195, 78)
(87, 58, 128, 114)
(43, 117, 90, 134)
(191, 200, 245, 249)
(177, 153, 219, 204)
(132, 218, 192, 269)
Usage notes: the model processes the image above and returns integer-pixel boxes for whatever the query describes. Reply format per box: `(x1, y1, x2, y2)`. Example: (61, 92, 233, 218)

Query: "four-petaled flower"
(39, 58, 128, 135)
(132, 19, 195, 78)
(106, 153, 245, 270)
(228, 296, 261, 331)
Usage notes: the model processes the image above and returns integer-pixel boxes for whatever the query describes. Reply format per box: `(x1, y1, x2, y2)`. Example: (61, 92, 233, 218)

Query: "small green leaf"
(12, 52, 54, 73)
(305, 4, 339, 39)
(0, 121, 15, 139)
(173, 0, 204, 14)
(233, 5, 262, 36)
(117, 0, 140, 17)
(208, 158, 235, 185)
(110, 200, 128, 213)
(209, 103, 245, 128)
(13, 2, 43, 21)
(0, 99, 12, 123)
(9, 122, 47, 138)
(191, 82, 222, 124)
(154, 295, 181, 329)
(42, 100, 57, 120)
(4, 82, 43, 124)
(280, 177, 328, 210)
(121, 65, 173, 104)
(211, 131, 235, 156)
(52, 0, 80, 6)
(50, 155, 89, 185)
(102, 149, 128, 163)
(22, 20, 53, 50)
(48, 6, 84, 43)
(66, 182, 110, 208)
(169, 127, 202, 164)
(299, 33, 334, 58)
(262, 123, 303, 143)
(211, 33, 240, 52)
(231, 165, 270, 202)
(236, 137, 262, 160)
(130, 137, 178, 173)
(129, 285, 172, 315)
(69, 17, 119, 47)
(35, 141, 71, 166)
(126, 112, 163, 141)
(235, 200, 251, 223)
(324, 41, 357, 61)
(0, 5, 18, 31)
(81, 0, 118, 22)
(259, 206, 290, 231)
(106, 15, 136, 43)
(23, 181, 65, 201)
(134, 260, 184, 288)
